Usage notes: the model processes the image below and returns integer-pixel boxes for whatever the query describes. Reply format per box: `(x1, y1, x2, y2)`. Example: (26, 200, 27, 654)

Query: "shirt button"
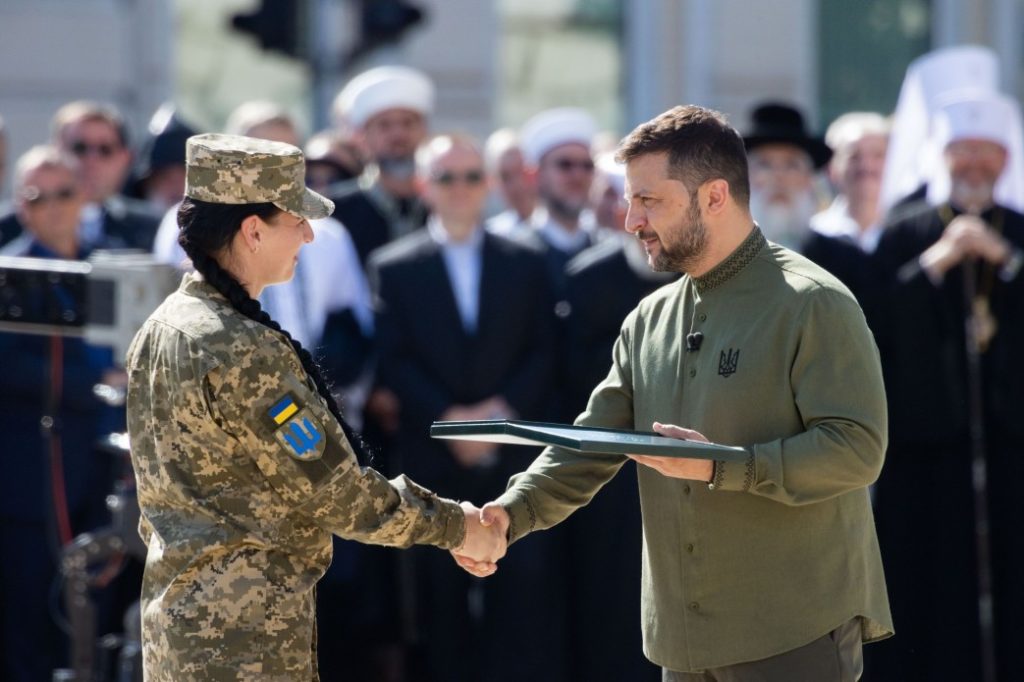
(688, 368, 696, 378)
(699, 313, 707, 322)
(686, 543, 694, 553)
(689, 601, 700, 611)
(683, 484, 691, 495)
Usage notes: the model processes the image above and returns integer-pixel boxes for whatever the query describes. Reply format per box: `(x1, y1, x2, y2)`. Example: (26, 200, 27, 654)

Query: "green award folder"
(429, 420, 749, 461)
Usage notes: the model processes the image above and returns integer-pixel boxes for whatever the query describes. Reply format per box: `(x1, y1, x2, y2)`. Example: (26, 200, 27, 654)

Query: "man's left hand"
(628, 422, 714, 482)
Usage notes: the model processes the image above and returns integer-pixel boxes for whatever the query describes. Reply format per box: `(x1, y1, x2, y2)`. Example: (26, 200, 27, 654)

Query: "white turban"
(520, 107, 598, 166)
(333, 66, 434, 129)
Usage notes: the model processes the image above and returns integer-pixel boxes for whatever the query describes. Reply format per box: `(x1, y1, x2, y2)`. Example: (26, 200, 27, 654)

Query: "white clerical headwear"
(596, 152, 626, 196)
(935, 93, 1018, 149)
(520, 108, 598, 166)
(926, 91, 1024, 209)
(878, 45, 1002, 213)
(333, 66, 434, 129)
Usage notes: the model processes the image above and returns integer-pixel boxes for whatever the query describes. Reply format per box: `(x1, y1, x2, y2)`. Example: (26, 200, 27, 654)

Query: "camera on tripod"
(0, 251, 177, 682)
(0, 250, 179, 362)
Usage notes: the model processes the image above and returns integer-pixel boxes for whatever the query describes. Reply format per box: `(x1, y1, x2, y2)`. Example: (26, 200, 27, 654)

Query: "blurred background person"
(801, 111, 890, 303)
(368, 133, 562, 682)
(591, 151, 627, 231)
(870, 91, 1024, 682)
(514, 107, 606, 298)
(331, 66, 433, 266)
(47, 101, 160, 250)
(553, 151, 671, 682)
(483, 127, 535, 236)
(304, 128, 366, 197)
(878, 45, 1024, 216)
(0, 102, 162, 250)
(743, 101, 831, 249)
(0, 145, 124, 682)
(128, 103, 197, 213)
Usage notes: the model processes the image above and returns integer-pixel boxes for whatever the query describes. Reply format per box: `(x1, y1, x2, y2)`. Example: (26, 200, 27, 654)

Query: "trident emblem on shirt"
(718, 349, 740, 377)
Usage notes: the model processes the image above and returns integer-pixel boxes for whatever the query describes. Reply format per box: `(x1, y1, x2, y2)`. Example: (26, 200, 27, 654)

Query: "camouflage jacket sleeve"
(206, 337, 465, 550)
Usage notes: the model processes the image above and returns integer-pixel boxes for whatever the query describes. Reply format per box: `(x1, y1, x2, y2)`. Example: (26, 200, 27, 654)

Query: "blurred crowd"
(1, 43, 1023, 682)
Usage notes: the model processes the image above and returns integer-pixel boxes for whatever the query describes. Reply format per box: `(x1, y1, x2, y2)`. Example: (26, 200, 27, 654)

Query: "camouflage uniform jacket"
(126, 272, 466, 681)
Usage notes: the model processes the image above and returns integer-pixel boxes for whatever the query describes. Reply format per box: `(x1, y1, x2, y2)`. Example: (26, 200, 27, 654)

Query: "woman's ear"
(239, 214, 263, 254)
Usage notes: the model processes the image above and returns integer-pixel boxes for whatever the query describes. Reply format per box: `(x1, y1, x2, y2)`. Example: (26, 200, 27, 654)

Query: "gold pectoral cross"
(970, 296, 998, 353)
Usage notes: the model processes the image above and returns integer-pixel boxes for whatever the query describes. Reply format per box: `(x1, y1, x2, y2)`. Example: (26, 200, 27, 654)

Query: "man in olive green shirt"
(454, 105, 892, 681)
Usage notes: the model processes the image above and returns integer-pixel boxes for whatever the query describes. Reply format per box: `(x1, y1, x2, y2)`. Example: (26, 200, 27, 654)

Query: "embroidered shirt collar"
(692, 226, 767, 294)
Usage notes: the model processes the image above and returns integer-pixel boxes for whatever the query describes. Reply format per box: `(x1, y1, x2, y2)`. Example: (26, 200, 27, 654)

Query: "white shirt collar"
(809, 196, 883, 253)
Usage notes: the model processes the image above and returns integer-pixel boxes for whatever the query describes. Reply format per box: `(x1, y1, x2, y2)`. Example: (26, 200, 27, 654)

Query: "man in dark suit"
(368, 134, 564, 682)
(0, 101, 160, 250)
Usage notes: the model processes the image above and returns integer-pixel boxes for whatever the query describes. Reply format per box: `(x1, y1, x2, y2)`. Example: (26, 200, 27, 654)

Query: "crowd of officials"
(1, 42, 1023, 681)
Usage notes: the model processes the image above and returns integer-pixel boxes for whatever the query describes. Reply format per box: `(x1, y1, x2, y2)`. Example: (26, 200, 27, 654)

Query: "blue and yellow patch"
(268, 393, 326, 461)
(269, 395, 300, 425)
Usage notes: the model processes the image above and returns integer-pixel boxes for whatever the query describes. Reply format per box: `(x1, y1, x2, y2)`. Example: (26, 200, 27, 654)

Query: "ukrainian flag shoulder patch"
(267, 393, 326, 461)
(269, 394, 300, 425)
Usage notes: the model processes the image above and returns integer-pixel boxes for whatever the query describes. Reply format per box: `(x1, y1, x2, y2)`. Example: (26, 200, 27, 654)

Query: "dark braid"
(178, 198, 373, 465)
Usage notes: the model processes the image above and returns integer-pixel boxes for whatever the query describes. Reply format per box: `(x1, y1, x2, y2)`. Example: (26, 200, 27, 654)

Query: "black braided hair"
(177, 197, 372, 465)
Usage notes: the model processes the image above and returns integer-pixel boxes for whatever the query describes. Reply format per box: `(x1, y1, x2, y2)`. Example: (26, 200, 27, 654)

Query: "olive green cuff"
(707, 450, 755, 493)
(493, 488, 537, 545)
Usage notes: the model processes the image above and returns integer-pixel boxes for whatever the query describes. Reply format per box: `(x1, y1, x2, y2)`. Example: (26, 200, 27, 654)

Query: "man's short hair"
(51, 100, 130, 148)
(616, 105, 750, 208)
(416, 133, 482, 177)
(14, 145, 77, 191)
(225, 100, 299, 139)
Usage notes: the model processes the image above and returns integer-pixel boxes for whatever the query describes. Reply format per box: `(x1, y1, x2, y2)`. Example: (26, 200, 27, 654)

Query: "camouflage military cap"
(185, 133, 334, 220)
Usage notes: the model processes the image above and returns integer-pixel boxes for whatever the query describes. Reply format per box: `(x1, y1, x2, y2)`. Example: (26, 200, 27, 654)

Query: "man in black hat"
(744, 102, 831, 248)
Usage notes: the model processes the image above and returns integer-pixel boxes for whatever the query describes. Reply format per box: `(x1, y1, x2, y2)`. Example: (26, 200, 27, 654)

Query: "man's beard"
(648, 197, 707, 273)
(541, 187, 587, 223)
(749, 189, 817, 249)
(950, 179, 997, 213)
(377, 156, 416, 181)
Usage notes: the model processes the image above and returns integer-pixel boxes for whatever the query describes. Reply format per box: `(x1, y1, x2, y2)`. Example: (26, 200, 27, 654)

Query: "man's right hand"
(450, 502, 507, 577)
(451, 502, 510, 577)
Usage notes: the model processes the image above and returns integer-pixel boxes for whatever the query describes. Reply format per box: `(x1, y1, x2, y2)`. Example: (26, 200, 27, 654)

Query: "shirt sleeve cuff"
(707, 450, 755, 492)
(392, 474, 466, 550)
(493, 488, 537, 544)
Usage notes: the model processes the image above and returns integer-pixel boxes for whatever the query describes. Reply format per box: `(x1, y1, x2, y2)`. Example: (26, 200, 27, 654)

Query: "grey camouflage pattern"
(126, 272, 465, 680)
(185, 133, 335, 220)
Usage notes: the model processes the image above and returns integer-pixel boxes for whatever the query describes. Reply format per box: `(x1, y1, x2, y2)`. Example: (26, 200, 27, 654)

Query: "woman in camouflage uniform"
(125, 134, 502, 681)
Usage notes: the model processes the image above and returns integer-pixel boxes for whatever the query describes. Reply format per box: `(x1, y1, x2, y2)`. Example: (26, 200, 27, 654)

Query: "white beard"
(749, 191, 818, 249)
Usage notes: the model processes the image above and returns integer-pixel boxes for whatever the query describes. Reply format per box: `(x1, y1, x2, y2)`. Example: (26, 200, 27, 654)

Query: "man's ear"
(702, 178, 730, 215)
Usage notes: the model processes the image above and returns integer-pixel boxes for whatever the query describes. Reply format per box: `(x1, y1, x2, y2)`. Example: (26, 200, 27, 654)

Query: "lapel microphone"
(685, 331, 704, 351)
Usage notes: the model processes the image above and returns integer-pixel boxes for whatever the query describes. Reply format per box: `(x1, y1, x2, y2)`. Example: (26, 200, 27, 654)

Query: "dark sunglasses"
(69, 140, 119, 159)
(432, 169, 485, 186)
(21, 186, 76, 206)
(551, 158, 595, 173)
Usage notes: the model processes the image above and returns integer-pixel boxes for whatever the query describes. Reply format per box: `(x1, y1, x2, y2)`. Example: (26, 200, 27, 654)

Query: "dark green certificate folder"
(429, 420, 749, 461)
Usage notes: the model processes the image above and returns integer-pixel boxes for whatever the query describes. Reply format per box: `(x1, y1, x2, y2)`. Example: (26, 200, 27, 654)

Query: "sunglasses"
(69, 140, 120, 159)
(432, 169, 485, 186)
(551, 158, 595, 173)
(21, 186, 76, 206)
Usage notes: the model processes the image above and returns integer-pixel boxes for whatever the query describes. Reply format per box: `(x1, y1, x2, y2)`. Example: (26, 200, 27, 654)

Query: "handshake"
(450, 501, 510, 577)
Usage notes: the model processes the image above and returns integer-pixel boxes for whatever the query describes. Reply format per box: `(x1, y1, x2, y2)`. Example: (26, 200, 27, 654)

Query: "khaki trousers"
(662, 619, 863, 682)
